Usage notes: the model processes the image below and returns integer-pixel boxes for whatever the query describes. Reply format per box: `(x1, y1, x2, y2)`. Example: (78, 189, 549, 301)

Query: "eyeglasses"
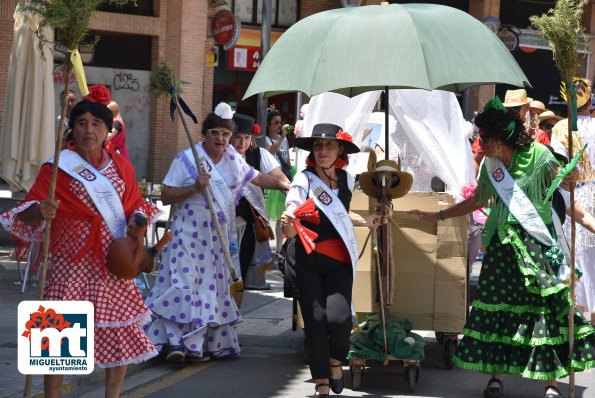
(207, 128, 232, 139)
(313, 140, 340, 151)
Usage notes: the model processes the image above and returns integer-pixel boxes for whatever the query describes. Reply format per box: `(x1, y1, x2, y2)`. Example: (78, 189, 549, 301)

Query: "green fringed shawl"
(477, 142, 558, 246)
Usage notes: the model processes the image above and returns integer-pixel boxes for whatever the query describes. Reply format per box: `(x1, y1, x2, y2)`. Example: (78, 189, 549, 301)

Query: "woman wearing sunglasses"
(145, 103, 290, 363)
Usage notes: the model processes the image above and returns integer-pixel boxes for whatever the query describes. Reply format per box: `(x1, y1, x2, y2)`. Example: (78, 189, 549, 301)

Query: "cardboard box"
(353, 192, 467, 333)
(297, 192, 467, 334)
(353, 226, 376, 313)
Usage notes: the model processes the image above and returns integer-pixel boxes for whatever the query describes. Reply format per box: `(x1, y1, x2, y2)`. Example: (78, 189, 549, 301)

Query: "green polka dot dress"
(453, 224, 595, 379)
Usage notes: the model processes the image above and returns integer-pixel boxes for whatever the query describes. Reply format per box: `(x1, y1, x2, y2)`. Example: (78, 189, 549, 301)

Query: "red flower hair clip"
(335, 129, 353, 142)
(84, 85, 111, 106)
(253, 123, 261, 134)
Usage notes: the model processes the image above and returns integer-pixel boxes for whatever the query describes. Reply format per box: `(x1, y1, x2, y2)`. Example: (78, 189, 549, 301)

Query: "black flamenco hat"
(293, 123, 360, 154)
(233, 113, 261, 136)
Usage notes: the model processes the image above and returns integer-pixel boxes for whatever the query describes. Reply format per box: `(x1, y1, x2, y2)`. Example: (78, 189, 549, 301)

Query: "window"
(98, 0, 154, 16)
(232, 0, 298, 28)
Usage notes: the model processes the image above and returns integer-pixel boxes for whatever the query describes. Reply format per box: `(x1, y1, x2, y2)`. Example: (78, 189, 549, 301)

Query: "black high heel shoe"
(483, 377, 504, 398)
(329, 364, 344, 394)
(544, 385, 562, 398)
(313, 383, 330, 397)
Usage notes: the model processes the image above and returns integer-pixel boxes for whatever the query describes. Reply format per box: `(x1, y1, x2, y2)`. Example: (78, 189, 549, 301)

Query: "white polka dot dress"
(144, 145, 256, 359)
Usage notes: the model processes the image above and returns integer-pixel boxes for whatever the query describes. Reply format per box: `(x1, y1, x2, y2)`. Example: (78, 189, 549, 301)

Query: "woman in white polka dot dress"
(144, 103, 290, 362)
(0, 99, 161, 397)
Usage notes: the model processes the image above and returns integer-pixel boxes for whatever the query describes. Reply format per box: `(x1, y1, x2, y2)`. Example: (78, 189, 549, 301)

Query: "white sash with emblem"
(485, 157, 555, 246)
(184, 144, 241, 279)
(304, 171, 359, 271)
(50, 150, 126, 239)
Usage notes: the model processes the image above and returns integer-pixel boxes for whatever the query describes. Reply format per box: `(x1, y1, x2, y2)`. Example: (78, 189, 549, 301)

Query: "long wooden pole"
(172, 96, 241, 288)
(22, 62, 72, 398)
(566, 87, 576, 398)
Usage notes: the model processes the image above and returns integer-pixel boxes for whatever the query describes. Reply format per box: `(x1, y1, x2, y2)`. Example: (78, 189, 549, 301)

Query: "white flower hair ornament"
(214, 102, 235, 120)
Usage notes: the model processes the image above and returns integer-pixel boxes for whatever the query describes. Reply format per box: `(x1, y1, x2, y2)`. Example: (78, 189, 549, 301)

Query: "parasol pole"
(372, 228, 389, 365)
(531, 1, 589, 396)
(150, 62, 243, 293)
(384, 86, 389, 160)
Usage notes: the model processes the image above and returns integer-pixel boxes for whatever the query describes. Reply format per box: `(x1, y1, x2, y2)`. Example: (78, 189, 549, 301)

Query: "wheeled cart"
(347, 191, 468, 391)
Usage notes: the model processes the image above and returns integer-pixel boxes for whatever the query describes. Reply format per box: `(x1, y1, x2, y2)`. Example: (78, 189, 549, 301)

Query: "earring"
(494, 143, 503, 158)
(67, 140, 77, 150)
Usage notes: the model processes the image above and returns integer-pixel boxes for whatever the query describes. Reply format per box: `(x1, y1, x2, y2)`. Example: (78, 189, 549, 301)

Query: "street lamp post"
(257, 0, 272, 146)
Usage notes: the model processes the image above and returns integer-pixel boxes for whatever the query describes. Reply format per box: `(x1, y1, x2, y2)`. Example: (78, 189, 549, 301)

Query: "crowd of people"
(3, 78, 595, 398)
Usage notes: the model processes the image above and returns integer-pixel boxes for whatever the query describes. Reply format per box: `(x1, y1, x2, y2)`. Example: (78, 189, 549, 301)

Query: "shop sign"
(227, 46, 261, 71)
(497, 26, 519, 52)
(212, 10, 241, 50)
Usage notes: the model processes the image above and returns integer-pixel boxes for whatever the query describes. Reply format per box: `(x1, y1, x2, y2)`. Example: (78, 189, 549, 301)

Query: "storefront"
(213, 1, 300, 125)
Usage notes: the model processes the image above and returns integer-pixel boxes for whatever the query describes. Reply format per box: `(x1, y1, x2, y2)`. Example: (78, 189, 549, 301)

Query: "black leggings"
(293, 246, 353, 379)
(239, 220, 255, 281)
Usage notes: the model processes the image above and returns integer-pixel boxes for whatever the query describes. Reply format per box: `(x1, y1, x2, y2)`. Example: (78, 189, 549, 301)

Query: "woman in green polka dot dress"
(411, 97, 595, 398)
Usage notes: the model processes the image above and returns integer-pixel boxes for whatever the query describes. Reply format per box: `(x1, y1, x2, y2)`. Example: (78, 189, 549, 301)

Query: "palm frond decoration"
(17, 0, 132, 51)
(530, 2, 590, 397)
(544, 145, 587, 202)
(149, 61, 189, 98)
(530, 0, 588, 83)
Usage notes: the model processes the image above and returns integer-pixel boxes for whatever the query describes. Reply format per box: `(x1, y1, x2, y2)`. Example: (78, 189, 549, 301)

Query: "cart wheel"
(443, 339, 457, 370)
(404, 366, 417, 392)
(349, 365, 364, 390)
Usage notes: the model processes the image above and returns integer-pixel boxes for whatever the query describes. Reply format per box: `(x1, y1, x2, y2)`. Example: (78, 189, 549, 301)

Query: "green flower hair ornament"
(482, 96, 516, 141)
(483, 96, 507, 112)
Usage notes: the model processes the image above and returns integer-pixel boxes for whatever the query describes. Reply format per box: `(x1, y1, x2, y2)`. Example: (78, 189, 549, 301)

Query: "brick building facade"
(1, 0, 595, 182)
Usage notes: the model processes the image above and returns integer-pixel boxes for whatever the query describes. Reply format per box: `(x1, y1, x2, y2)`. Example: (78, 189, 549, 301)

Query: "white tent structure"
(0, 10, 55, 192)
(298, 89, 474, 197)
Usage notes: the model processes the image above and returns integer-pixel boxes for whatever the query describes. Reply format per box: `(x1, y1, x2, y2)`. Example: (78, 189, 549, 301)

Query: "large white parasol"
(0, 9, 55, 192)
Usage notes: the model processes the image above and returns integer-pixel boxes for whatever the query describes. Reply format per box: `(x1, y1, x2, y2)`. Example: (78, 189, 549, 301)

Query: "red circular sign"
(212, 10, 235, 46)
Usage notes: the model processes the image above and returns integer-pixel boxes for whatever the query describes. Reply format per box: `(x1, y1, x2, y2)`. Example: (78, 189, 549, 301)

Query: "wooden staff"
(23, 62, 72, 398)
(531, 2, 590, 395)
(565, 84, 577, 397)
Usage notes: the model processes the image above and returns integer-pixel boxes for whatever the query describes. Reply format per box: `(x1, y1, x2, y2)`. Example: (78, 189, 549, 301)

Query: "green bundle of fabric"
(347, 314, 425, 361)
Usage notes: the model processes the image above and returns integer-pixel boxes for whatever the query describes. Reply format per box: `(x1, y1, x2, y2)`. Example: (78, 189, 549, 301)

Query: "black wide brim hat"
(293, 123, 360, 154)
(233, 113, 260, 136)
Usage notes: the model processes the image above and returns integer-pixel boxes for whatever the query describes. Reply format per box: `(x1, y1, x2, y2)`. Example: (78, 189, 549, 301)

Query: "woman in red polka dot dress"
(0, 98, 160, 398)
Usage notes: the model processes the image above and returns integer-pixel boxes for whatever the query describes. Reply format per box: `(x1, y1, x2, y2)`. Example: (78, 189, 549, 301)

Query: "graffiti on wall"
(53, 66, 151, 177)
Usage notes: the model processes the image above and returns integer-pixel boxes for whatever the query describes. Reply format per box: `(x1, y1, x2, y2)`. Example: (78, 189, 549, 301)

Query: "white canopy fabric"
(0, 10, 55, 192)
(297, 89, 474, 198)
(389, 89, 475, 195)
(298, 91, 379, 173)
